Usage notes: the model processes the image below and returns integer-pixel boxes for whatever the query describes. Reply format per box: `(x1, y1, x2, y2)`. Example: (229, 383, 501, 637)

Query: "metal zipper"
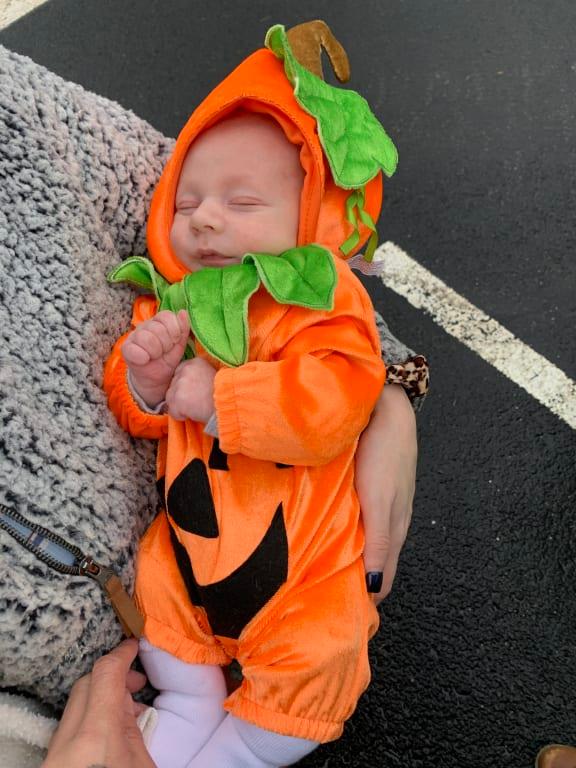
(0, 502, 143, 636)
(0, 502, 110, 580)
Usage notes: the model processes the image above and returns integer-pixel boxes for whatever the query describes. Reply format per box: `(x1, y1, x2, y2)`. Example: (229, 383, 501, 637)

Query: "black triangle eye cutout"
(208, 439, 229, 470)
(167, 459, 219, 538)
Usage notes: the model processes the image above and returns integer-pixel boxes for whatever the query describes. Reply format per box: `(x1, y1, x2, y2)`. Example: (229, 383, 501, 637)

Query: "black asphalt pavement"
(2, 2, 575, 767)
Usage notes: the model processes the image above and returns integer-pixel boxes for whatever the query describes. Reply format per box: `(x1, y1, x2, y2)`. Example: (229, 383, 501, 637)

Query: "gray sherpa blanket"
(0, 44, 415, 721)
(0, 43, 173, 708)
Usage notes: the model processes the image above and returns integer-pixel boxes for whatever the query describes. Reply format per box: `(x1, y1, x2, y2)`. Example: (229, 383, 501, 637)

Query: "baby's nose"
(190, 199, 224, 232)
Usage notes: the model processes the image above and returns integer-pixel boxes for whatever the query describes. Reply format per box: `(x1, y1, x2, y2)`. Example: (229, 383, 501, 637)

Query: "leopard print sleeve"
(375, 311, 430, 412)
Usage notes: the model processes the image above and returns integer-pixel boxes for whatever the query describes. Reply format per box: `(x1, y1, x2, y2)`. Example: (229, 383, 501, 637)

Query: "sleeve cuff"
(385, 355, 430, 412)
(213, 368, 242, 453)
(126, 369, 167, 415)
(203, 412, 219, 438)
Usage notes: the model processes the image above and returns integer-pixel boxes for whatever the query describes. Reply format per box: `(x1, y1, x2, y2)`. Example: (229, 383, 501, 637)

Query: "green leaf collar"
(108, 245, 337, 368)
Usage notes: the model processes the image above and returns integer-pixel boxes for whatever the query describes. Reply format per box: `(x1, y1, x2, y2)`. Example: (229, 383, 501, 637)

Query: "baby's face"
(170, 114, 304, 271)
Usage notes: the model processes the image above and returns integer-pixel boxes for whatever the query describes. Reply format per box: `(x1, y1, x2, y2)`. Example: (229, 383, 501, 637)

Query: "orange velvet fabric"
(103, 44, 387, 742)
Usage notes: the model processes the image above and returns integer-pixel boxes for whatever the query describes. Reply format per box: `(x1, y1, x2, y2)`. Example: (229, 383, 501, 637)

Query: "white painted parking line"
(378, 241, 576, 431)
(0, 0, 50, 30)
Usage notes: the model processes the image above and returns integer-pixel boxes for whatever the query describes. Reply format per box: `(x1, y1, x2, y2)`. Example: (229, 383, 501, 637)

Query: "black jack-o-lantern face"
(159, 439, 290, 639)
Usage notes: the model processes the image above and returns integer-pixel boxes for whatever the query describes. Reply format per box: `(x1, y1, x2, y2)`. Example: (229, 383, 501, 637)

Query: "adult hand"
(166, 357, 217, 423)
(355, 384, 417, 604)
(42, 638, 156, 768)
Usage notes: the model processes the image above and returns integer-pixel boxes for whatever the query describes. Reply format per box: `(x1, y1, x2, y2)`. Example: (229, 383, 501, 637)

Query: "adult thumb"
(362, 505, 392, 598)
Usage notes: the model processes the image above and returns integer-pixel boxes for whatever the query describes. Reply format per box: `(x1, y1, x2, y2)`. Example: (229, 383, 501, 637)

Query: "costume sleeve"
(213, 271, 385, 466)
(103, 295, 169, 439)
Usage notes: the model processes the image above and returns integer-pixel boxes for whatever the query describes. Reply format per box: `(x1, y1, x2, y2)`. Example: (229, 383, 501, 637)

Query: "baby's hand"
(121, 309, 190, 407)
(166, 358, 216, 423)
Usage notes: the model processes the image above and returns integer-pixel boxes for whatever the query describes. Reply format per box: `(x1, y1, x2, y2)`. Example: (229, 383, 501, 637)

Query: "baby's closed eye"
(229, 196, 266, 207)
(175, 202, 199, 213)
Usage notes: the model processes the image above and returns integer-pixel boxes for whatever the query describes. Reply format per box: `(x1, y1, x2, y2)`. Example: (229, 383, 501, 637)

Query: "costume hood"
(147, 22, 398, 284)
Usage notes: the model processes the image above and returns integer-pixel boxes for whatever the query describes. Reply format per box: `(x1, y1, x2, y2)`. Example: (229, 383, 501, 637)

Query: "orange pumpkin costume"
(104, 24, 396, 742)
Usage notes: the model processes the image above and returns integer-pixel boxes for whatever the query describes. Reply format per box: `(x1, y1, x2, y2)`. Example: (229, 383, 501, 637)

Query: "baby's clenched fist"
(166, 358, 216, 424)
(122, 309, 190, 407)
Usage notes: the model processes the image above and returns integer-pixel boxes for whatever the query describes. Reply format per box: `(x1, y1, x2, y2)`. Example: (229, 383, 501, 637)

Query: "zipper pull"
(79, 557, 144, 639)
(0, 504, 144, 639)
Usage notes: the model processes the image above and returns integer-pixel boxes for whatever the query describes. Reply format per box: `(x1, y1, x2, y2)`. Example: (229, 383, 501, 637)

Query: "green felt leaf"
(107, 247, 337, 368)
(182, 264, 260, 367)
(243, 245, 336, 310)
(265, 24, 398, 187)
(340, 186, 379, 261)
(108, 257, 195, 358)
(158, 280, 187, 314)
(107, 256, 169, 299)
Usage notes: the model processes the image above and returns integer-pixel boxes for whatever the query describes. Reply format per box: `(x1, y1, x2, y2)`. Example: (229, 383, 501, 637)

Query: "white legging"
(139, 638, 318, 768)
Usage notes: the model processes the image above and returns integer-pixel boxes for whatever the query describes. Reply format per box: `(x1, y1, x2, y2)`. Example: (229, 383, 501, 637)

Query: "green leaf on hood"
(265, 24, 398, 188)
(182, 264, 261, 367)
(243, 244, 335, 310)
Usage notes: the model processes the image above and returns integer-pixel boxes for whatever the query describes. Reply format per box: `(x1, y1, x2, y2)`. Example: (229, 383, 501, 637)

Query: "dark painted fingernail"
(366, 571, 384, 593)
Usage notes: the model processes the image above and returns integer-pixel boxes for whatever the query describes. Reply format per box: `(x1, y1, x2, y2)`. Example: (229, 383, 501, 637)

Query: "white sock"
(186, 713, 319, 768)
(139, 638, 227, 768)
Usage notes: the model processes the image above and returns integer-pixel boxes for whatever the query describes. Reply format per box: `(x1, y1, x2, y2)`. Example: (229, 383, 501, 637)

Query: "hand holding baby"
(122, 309, 216, 421)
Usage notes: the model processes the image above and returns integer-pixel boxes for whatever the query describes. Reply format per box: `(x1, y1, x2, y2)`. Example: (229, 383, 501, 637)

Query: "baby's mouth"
(197, 249, 238, 266)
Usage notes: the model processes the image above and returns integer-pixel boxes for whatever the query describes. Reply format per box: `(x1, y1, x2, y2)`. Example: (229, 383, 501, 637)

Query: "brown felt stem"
(287, 20, 351, 83)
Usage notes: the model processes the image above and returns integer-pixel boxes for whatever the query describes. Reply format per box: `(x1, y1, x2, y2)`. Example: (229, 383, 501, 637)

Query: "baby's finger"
(162, 329, 190, 370)
(121, 339, 151, 367)
(177, 309, 190, 335)
(149, 316, 190, 356)
(165, 383, 188, 422)
(131, 327, 166, 360)
(165, 397, 183, 422)
(154, 310, 187, 344)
